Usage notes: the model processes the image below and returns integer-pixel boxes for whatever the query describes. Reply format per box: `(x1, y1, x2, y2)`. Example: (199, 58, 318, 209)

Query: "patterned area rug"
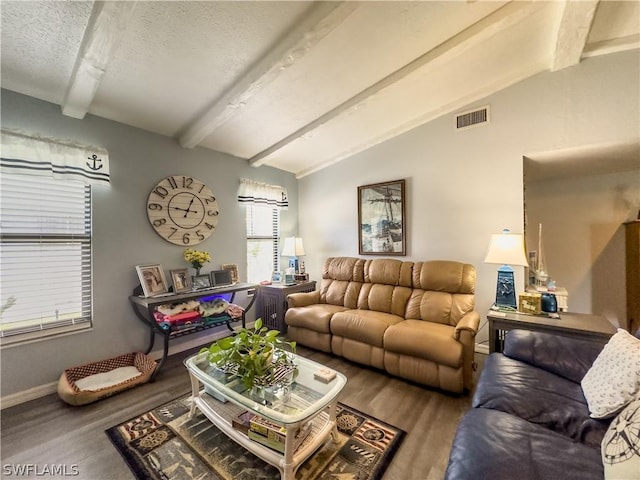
(106, 394, 405, 480)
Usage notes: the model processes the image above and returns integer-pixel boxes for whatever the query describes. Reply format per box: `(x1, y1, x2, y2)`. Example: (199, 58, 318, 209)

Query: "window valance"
(0, 129, 110, 186)
(238, 178, 288, 209)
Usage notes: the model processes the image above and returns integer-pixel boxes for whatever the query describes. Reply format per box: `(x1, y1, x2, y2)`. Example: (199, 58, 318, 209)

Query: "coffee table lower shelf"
(190, 391, 336, 479)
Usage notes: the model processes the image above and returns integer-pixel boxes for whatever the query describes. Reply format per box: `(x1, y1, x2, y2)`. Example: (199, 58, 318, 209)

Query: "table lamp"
(484, 229, 529, 310)
(282, 236, 305, 274)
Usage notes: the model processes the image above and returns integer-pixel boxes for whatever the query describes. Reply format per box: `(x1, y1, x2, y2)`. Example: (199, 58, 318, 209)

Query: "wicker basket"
(57, 352, 156, 406)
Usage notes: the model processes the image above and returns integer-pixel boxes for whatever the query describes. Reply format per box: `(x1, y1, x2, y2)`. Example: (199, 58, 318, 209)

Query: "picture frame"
(358, 179, 406, 256)
(271, 271, 282, 284)
(221, 263, 240, 284)
(192, 274, 212, 290)
(170, 268, 192, 293)
(284, 273, 296, 285)
(136, 264, 169, 297)
(210, 269, 233, 287)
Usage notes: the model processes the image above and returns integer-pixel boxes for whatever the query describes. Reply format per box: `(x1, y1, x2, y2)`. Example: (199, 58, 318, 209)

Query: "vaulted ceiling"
(1, 1, 638, 178)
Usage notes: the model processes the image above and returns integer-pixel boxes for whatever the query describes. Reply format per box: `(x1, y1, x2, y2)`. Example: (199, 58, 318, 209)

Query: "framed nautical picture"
(358, 179, 406, 256)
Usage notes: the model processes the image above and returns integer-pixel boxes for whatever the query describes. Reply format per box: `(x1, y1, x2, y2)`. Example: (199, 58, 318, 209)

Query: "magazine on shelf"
(247, 418, 311, 454)
(231, 410, 311, 454)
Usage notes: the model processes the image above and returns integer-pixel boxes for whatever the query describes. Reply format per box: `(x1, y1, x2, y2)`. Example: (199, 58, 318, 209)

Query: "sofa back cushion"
(407, 261, 476, 326)
(318, 257, 476, 323)
(320, 257, 365, 308)
(355, 259, 413, 316)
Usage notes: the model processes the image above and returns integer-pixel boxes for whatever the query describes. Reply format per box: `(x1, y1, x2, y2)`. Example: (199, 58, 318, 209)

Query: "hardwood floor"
(1, 345, 480, 480)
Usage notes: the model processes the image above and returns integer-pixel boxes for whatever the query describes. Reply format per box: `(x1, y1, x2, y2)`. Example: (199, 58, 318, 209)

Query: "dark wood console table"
(487, 310, 616, 353)
(129, 282, 258, 380)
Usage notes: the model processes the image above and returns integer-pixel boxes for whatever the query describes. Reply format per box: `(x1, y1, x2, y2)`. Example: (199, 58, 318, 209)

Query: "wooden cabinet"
(625, 221, 640, 334)
(257, 281, 316, 334)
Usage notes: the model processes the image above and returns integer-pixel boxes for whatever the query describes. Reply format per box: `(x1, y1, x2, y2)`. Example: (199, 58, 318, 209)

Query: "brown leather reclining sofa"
(285, 257, 479, 393)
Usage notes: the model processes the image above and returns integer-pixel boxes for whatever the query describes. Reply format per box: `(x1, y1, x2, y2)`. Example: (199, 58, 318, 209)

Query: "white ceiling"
(1, 1, 639, 178)
(525, 140, 640, 182)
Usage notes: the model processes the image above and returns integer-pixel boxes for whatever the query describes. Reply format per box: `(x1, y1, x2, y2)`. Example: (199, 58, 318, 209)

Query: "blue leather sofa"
(445, 329, 614, 480)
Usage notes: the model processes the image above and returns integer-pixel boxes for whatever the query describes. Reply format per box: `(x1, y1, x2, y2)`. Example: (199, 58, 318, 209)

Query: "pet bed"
(57, 352, 156, 406)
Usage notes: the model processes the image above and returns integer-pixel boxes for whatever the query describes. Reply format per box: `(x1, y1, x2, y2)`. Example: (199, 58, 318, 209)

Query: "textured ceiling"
(1, 1, 639, 178)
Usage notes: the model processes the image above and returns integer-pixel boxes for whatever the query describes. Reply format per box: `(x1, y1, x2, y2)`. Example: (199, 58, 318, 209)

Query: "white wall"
(526, 169, 640, 328)
(0, 90, 299, 400)
(298, 50, 640, 343)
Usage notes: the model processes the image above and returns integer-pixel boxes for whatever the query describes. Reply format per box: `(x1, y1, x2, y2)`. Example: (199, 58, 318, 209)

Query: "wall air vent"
(455, 105, 490, 131)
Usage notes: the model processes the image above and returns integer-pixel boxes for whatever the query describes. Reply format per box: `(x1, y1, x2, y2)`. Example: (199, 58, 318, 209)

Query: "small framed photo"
(193, 274, 212, 290)
(271, 271, 282, 284)
(284, 274, 295, 285)
(170, 268, 191, 293)
(221, 263, 240, 284)
(136, 264, 168, 297)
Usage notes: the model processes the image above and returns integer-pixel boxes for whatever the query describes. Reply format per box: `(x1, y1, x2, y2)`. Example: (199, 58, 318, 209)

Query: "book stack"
(234, 413, 310, 454)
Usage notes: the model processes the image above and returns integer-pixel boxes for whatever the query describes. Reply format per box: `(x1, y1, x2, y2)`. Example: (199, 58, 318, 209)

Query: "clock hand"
(184, 197, 195, 218)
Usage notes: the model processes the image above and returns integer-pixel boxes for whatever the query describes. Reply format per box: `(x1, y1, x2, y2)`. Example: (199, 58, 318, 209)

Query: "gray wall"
(2, 49, 639, 401)
(298, 50, 640, 344)
(526, 169, 640, 328)
(0, 90, 299, 399)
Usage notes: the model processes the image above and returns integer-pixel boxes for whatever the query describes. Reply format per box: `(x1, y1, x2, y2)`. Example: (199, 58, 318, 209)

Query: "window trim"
(245, 205, 280, 282)
(0, 174, 93, 346)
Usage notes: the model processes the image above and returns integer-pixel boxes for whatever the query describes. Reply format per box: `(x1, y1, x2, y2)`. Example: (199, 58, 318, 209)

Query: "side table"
(487, 310, 616, 353)
(257, 281, 316, 334)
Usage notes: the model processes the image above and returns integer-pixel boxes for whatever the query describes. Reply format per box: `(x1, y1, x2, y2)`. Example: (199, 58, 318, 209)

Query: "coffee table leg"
(282, 423, 300, 480)
(188, 374, 200, 417)
(328, 400, 340, 442)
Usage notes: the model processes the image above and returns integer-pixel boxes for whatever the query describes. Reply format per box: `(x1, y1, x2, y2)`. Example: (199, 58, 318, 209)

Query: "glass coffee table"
(184, 352, 347, 479)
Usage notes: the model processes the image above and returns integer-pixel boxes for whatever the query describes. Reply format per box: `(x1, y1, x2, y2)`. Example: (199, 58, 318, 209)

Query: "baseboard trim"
(1, 381, 58, 410)
(475, 343, 490, 355)
(1, 323, 253, 409)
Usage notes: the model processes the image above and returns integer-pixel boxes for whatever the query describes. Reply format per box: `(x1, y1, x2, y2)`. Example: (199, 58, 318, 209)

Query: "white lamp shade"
(484, 231, 529, 266)
(282, 236, 305, 256)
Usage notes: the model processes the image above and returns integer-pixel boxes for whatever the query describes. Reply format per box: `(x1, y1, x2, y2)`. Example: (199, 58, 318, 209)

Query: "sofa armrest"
(287, 290, 321, 308)
(503, 330, 605, 384)
(454, 311, 480, 340)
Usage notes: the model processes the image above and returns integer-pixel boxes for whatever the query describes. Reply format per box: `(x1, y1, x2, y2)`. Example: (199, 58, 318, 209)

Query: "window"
(246, 204, 280, 283)
(0, 173, 92, 344)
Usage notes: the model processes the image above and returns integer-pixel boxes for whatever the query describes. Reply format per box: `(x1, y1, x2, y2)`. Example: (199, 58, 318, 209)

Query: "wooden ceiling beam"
(62, 1, 137, 119)
(250, 0, 543, 170)
(178, 2, 358, 149)
(552, 0, 600, 72)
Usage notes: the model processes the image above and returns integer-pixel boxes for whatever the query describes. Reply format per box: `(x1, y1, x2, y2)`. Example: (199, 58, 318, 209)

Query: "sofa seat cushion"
(383, 320, 461, 368)
(473, 353, 610, 448)
(444, 408, 604, 480)
(330, 309, 404, 347)
(285, 304, 349, 333)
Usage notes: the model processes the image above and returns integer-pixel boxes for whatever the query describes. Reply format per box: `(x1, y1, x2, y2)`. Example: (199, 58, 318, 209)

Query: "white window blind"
(246, 204, 280, 283)
(0, 174, 92, 343)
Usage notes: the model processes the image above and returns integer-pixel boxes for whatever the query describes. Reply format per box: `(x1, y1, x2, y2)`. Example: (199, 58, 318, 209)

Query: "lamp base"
(495, 266, 517, 309)
(288, 257, 299, 274)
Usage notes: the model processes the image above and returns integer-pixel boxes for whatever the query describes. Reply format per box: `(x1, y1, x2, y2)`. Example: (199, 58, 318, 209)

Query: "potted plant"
(200, 318, 297, 395)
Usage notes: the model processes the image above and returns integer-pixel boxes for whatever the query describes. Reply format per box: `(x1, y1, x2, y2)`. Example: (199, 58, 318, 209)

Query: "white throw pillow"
(601, 399, 640, 479)
(581, 329, 640, 419)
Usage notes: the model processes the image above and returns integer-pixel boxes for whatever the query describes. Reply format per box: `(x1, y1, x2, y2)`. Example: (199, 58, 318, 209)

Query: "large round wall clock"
(146, 175, 219, 246)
